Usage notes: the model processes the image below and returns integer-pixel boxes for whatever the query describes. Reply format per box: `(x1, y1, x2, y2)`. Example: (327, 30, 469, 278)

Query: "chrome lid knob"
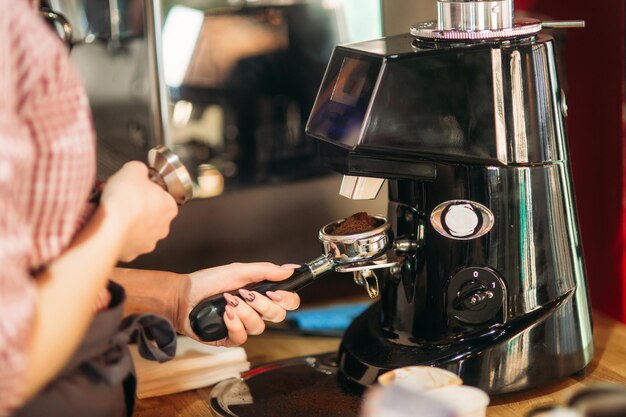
(437, 0, 513, 32)
(411, 0, 584, 41)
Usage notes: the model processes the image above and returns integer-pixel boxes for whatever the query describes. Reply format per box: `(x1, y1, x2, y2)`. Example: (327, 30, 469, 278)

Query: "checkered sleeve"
(0, 4, 38, 415)
(0, 126, 38, 415)
(0, 1, 95, 414)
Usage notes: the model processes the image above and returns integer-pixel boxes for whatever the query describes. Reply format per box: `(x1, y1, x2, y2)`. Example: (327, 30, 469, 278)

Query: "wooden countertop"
(135, 311, 626, 417)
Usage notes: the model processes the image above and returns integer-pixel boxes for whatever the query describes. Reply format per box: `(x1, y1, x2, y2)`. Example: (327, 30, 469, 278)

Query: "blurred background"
(44, 0, 626, 317)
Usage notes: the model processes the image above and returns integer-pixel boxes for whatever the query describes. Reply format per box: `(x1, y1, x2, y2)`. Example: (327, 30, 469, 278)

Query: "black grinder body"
(306, 33, 594, 394)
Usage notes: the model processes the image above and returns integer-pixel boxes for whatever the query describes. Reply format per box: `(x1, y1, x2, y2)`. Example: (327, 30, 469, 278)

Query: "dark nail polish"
(239, 289, 255, 302)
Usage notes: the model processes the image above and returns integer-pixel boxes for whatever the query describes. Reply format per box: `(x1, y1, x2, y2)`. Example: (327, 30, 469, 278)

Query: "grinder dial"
(447, 267, 506, 326)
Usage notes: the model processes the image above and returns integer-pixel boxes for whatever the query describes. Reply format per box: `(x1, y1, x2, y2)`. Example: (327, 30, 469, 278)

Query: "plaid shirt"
(0, 0, 96, 413)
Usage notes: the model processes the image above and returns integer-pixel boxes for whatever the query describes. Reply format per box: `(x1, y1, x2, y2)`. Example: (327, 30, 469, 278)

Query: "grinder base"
(340, 300, 594, 394)
(208, 352, 362, 417)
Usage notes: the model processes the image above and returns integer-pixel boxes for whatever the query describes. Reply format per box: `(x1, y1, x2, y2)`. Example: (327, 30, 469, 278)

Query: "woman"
(0, 1, 300, 415)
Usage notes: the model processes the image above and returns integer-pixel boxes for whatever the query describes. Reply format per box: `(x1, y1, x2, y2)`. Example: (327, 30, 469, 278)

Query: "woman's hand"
(99, 161, 178, 262)
(176, 263, 301, 347)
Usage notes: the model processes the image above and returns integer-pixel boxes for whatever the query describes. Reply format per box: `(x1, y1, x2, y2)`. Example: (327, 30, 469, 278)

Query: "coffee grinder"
(206, 1, 594, 415)
(306, 0, 593, 394)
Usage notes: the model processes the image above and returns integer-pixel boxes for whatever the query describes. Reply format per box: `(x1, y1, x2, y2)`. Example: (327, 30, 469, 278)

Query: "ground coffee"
(330, 212, 378, 236)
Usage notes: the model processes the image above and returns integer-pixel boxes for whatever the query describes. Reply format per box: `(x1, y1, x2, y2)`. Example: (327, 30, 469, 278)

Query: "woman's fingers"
(224, 293, 266, 335)
(238, 290, 286, 323)
(219, 287, 301, 346)
(223, 305, 247, 346)
(216, 263, 297, 291)
(266, 291, 301, 311)
(225, 289, 300, 323)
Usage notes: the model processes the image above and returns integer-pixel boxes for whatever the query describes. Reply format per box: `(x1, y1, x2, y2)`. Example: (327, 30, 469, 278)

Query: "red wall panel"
(516, 1, 625, 322)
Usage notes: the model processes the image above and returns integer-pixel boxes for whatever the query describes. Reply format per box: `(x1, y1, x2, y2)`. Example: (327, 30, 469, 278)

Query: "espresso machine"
(305, 0, 593, 394)
(205, 0, 594, 414)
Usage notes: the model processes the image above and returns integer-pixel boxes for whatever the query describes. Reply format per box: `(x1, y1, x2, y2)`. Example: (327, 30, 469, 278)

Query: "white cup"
(425, 386, 490, 417)
(378, 366, 463, 390)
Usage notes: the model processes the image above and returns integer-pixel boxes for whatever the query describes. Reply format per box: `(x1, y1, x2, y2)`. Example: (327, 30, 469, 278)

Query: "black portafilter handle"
(189, 265, 316, 341)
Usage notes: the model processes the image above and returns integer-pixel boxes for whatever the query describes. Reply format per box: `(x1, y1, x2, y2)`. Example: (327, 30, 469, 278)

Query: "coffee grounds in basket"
(330, 212, 378, 236)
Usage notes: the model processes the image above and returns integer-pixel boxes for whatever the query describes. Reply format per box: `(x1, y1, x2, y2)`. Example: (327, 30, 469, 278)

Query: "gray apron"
(13, 281, 177, 417)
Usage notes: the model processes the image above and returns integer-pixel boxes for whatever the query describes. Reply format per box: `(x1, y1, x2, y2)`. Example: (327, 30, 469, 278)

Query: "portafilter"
(189, 215, 393, 342)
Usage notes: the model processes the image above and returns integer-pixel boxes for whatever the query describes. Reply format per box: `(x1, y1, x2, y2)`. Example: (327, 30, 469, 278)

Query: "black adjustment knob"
(447, 267, 506, 326)
(455, 281, 494, 311)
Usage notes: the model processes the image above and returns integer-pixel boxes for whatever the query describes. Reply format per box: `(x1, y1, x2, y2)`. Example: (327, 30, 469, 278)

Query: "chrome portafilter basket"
(318, 216, 397, 298)
(189, 215, 396, 341)
(319, 215, 392, 264)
